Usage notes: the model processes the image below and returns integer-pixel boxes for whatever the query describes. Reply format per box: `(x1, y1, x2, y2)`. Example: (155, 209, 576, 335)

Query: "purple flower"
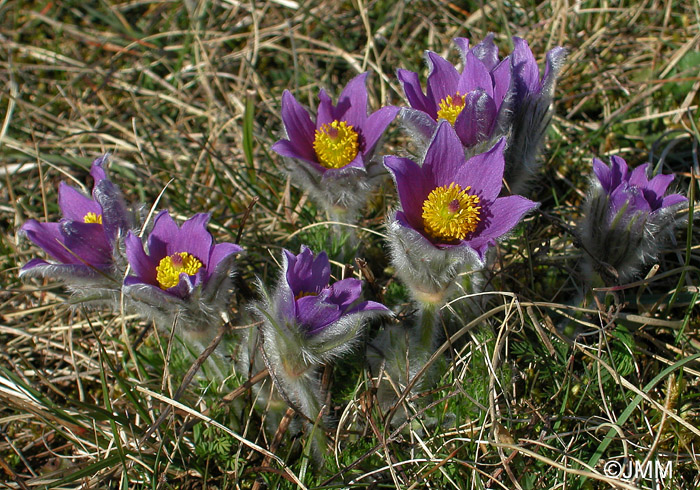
(386, 121, 536, 257)
(123, 211, 243, 330)
(580, 155, 688, 284)
(397, 34, 512, 149)
(272, 72, 398, 173)
(125, 211, 242, 298)
(593, 156, 687, 214)
(278, 246, 388, 336)
(20, 154, 132, 288)
(271, 73, 399, 220)
(384, 121, 538, 301)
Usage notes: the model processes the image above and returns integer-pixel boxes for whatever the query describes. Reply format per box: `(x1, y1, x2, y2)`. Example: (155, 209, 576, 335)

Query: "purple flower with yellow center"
(123, 211, 243, 330)
(384, 121, 538, 302)
(397, 34, 512, 151)
(271, 73, 399, 219)
(580, 155, 687, 284)
(20, 154, 132, 293)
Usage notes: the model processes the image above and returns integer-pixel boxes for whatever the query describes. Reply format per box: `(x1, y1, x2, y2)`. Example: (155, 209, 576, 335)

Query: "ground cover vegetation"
(1, 0, 699, 488)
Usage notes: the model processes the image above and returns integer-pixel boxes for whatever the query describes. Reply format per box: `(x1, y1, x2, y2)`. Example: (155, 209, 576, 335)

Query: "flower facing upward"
(386, 121, 537, 257)
(580, 155, 687, 283)
(271, 73, 399, 220)
(384, 121, 538, 300)
(123, 211, 243, 330)
(20, 154, 132, 288)
(272, 72, 399, 173)
(397, 34, 512, 150)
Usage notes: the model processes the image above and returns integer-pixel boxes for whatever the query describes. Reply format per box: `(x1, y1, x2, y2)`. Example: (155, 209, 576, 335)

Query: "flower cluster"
(21, 155, 243, 336)
(579, 155, 687, 284)
(397, 35, 566, 194)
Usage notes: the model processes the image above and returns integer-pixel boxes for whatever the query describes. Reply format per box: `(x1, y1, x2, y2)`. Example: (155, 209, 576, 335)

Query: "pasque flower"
(397, 34, 512, 153)
(248, 246, 388, 452)
(20, 154, 133, 304)
(123, 210, 243, 332)
(384, 120, 538, 303)
(397, 34, 566, 194)
(579, 155, 687, 284)
(271, 72, 399, 220)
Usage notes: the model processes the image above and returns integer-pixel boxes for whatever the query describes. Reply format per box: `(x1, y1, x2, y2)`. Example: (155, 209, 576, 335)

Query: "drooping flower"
(271, 72, 399, 220)
(248, 246, 389, 455)
(123, 210, 243, 332)
(384, 120, 538, 303)
(20, 154, 133, 304)
(397, 34, 512, 154)
(579, 155, 687, 284)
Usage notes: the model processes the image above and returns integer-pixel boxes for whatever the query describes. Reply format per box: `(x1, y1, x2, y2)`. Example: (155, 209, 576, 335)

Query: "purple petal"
(645, 172, 675, 197)
(208, 242, 243, 273)
(423, 120, 468, 187)
(465, 195, 538, 257)
(511, 37, 541, 95)
(425, 52, 460, 108)
(345, 300, 390, 315)
(296, 293, 341, 335)
(285, 247, 330, 295)
(660, 193, 687, 208)
(61, 221, 112, 267)
(454, 138, 506, 203)
(470, 33, 499, 70)
(361, 105, 399, 154)
(22, 220, 78, 264)
(147, 210, 179, 260)
(58, 182, 101, 222)
(337, 72, 369, 128)
(491, 58, 512, 107)
(384, 155, 432, 229)
(89, 154, 109, 184)
(21, 257, 51, 271)
(93, 179, 130, 242)
(453, 90, 497, 148)
(326, 278, 363, 311)
(457, 51, 493, 97)
(593, 158, 613, 192)
(397, 68, 434, 116)
(316, 89, 335, 127)
(629, 163, 651, 188)
(453, 37, 470, 62)
(608, 156, 630, 190)
(174, 213, 213, 265)
(125, 231, 158, 285)
(271, 139, 321, 168)
(279, 90, 317, 162)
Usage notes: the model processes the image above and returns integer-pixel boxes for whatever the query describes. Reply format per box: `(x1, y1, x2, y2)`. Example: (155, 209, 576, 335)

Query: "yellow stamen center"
(83, 212, 103, 224)
(313, 120, 360, 169)
(295, 290, 318, 300)
(422, 183, 481, 242)
(155, 252, 203, 290)
(437, 92, 466, 125)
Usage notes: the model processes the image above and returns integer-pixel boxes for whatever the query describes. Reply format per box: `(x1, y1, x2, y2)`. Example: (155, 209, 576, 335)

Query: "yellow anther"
(155, 252, 203, 290)
(437, 92, 467, 125)
(422, 182, 481, 242)
(313, 120, 360, 169)
(83, 212, 103, 224)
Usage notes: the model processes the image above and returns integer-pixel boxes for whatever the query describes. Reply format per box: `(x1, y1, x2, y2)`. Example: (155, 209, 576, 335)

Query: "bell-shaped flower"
(250, 246, 389, 440)
(20, 154, 134, 305)
(384, 121, 538, 304)
(397, 34, 512, 155)
(501, 37, 566, 194)
(271, 72, 399, 220)
(123, 210, 243, 333)
(579, 155, 687, 284)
